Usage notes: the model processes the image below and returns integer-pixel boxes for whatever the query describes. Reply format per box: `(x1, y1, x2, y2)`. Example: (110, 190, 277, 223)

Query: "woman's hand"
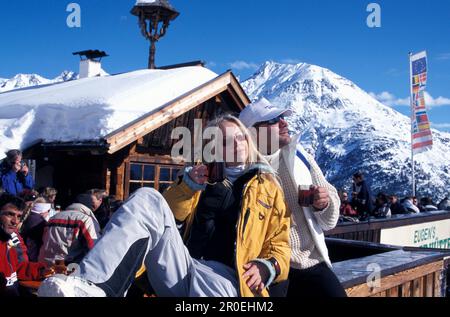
(242, 262, 269, 294)
(188, 165, 209, 185)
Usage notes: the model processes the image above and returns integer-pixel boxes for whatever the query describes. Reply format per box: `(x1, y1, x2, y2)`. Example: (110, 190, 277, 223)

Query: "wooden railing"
(328, 238, 450, 297)
(326, 210, 450, 244)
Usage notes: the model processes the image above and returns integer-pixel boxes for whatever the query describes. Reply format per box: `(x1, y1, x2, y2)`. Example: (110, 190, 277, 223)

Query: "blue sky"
(1, 0, 449, 131)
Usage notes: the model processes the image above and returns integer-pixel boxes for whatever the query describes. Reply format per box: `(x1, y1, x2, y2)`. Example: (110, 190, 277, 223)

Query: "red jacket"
(0, 230, 46, 296)
(340, 201, 358, 217)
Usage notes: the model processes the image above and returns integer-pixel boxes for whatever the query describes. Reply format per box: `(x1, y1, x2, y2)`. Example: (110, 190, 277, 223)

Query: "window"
(128, 163, 181, 195)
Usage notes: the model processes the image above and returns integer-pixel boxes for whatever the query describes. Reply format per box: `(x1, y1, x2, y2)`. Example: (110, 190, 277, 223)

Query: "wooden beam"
(229, 72, 251, 109)
(434, 270, 441, 297)
(401, 282, 411, 297)
(227, 86, 246, 112)
(412, 278, 421, 297)
(388, 286, 399, 297)
(106, 74, 232, 154)
(425, 273, 434, 297)
(115, 161, 126, 201)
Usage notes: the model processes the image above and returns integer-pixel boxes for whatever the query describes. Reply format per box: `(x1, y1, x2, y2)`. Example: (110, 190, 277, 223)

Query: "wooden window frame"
(125, 161, 183, 198)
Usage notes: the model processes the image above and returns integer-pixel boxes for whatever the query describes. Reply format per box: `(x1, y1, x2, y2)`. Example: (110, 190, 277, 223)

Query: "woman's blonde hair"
(205, 114, 281, 188)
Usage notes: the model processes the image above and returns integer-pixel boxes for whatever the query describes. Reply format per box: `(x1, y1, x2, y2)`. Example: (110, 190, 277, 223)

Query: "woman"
(38, 115, 290, 297)
(164, 115, 291, 297)
(20, 198, 50, 262)
(41, 187, 59, 218)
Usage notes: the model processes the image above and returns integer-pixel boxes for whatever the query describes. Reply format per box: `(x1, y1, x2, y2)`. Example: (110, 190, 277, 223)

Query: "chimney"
(72, 50, 109, 79)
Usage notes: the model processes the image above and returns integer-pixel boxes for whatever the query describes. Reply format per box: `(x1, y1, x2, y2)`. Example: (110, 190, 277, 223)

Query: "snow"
(242, 61, 450, 200)
(0, 66, 217, 159)
(136, 0, 157, 4)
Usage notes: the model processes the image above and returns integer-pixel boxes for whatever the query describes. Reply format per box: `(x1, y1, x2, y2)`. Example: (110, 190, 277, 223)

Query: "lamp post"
(131, 0, 179, 69)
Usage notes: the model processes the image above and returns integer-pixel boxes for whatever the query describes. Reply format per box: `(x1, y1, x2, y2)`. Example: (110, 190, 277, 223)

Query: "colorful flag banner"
(410, 51, 433, 154)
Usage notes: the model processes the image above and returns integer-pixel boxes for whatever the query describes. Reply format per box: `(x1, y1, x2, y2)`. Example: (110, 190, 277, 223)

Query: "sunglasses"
(256, 114, 285, 126)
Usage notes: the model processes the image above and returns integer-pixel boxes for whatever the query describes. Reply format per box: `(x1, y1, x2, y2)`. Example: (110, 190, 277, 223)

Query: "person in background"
(388, 195, 407, 215)
(0, 150, 34, 197)
(373, 193, 392, 218)
(339, 191, 358, 217)
(38, 194, 101, 266)
(402, 197, 420, 214)
(412, 196, 419, 208)
(86, 189, 110, 230)
(351, 172, 373, 220)
(420, 197, 438, 212)
(17, 189, 39, 232)
(0, 193, 47, 296)
(20, 198, 50, 262)
(239, 98, 345, 297)
(108, 196, 123, 215)
(41, 187, 59, 218)
(438, 197, 450, 211)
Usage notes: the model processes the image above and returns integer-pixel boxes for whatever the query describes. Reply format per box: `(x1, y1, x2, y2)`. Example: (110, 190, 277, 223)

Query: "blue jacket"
(0, 170, 34, 196)
(352, 180, 373, 216)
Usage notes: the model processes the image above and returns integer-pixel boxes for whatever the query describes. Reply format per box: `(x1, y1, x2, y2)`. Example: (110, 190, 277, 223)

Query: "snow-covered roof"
(0, 66, 218, 159)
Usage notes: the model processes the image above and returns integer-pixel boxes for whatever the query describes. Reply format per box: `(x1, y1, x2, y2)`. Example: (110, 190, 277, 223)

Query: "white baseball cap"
(31, 203, 51, 214)
(239, 97, 292, 128)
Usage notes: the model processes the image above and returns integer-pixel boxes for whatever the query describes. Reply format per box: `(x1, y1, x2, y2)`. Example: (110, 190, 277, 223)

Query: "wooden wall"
(345, 260, 445, 297)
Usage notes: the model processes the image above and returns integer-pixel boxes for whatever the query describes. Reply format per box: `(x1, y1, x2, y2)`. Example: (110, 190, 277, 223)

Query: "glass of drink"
(298, 185, 315, 207)
(205, 161, 225, 185)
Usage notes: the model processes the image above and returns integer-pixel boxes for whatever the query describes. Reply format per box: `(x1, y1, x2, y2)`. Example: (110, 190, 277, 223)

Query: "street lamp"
(131, 0, 180, 69)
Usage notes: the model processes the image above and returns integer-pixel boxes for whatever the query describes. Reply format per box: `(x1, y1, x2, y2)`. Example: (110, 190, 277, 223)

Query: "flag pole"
(409, 52, 416, 197)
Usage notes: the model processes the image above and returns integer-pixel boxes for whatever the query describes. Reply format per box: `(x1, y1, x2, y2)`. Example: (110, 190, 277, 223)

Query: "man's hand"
(242, 262, 269, 294)
(312, 186, 329, 211)
(39, 263, 68, 279)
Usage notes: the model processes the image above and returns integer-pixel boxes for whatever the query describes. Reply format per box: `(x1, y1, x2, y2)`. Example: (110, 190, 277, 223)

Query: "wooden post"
(116, 161, 126, 201)
(149, 40, 156, 69)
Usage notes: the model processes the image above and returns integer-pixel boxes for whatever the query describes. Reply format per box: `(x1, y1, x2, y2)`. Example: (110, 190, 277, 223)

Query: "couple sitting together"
(38, 98, 345, 298)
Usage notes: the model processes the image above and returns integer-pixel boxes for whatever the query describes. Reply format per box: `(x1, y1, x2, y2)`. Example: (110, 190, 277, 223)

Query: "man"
(402, 196, 420, 214)
(420, 197, 438, 212)
(0, 193, 46, 296)
(0, 150, 34, 196)
(388, 195, 407, 215)
(373, 193, 391, 218)
(239, 98, 346, 297)
(351, 172, 373, 218)
(38, 194, 101, 265)
(86, 189, 110, 229)
(438, 197, 450, 211)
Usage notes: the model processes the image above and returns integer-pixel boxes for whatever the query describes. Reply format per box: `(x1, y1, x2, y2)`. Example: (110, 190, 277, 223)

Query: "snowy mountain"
(0, 71, 78, 93)
(53, 70, 78, 82)
(242, 61, 450, 200)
